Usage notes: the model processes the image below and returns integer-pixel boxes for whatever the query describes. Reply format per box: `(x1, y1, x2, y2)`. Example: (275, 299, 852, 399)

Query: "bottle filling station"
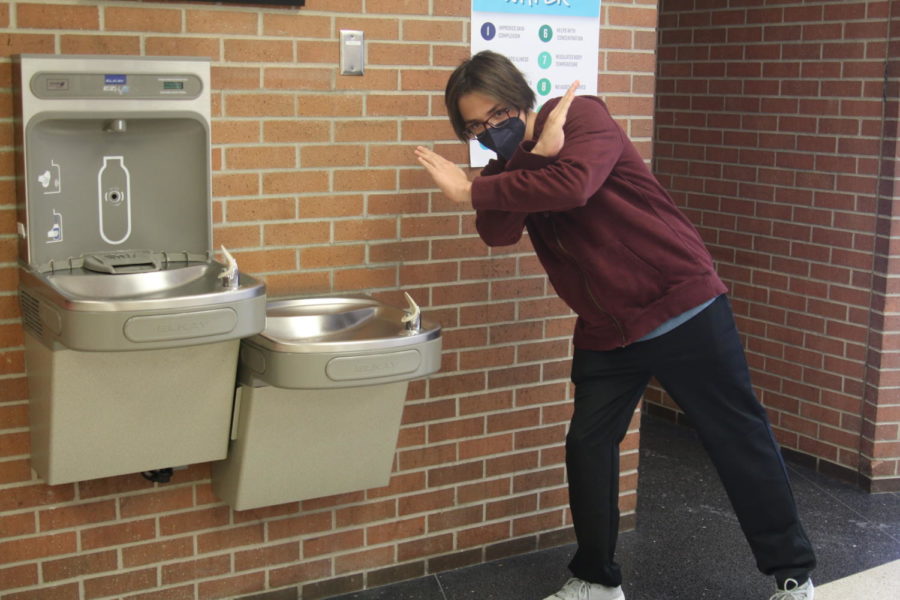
(15, 55, 266, 485)
(15, 54, 443, 508)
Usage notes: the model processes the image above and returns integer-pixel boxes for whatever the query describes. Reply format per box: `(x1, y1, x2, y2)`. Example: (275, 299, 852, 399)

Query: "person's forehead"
(458, 91, 502, 122)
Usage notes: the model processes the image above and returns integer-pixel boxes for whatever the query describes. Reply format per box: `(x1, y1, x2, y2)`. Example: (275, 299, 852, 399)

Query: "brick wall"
(653, 0, 900, 492)
(0, 1, 659, 598)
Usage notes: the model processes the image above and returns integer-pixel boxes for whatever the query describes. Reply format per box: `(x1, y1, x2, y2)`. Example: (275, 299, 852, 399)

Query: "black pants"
(566, 295, 816, 587)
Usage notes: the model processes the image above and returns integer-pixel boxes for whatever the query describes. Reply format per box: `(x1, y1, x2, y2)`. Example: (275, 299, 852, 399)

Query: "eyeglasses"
(462, 107, 521, 140)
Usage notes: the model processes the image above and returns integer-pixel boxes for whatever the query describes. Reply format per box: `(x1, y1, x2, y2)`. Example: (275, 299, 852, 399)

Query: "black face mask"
(476, 117, 526, 160)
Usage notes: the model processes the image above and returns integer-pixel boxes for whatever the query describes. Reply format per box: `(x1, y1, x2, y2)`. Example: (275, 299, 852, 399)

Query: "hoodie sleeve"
(474, 207, 529, 247)
(472, 96, 626, 214)
(471, 155, 529, 246)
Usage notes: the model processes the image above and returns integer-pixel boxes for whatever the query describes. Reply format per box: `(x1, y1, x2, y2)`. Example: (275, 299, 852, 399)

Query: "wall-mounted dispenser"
(14, 55, 266, 485)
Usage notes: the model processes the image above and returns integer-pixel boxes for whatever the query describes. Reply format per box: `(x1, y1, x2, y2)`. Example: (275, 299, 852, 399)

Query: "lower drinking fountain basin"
(238, 295, 442, 389)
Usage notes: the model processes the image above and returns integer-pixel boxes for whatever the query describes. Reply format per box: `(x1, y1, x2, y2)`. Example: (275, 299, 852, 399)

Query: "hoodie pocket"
(591, 241, 665, 308)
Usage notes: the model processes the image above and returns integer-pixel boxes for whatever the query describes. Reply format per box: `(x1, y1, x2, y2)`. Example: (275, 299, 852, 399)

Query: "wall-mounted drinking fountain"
(212, 294, 442, 511)
(15, 55, 266, 485)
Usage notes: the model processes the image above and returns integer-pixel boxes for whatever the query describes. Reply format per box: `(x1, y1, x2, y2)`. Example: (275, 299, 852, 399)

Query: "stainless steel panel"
(124, 308, 237, 343)
(325, 349, 421, 381)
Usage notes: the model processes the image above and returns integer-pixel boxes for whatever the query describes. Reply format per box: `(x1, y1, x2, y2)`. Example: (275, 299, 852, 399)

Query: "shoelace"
(769, 578, 809, 600)
(555, 578, 591, 600)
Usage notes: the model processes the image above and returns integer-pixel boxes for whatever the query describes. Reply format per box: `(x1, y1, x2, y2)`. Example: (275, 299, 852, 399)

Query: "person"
(415, 50, 816, 600)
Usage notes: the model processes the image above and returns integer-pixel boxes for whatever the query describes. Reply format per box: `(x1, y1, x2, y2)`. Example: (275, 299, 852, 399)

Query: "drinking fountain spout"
(218, 245, 239, 289)
(401, 292, 421, 333)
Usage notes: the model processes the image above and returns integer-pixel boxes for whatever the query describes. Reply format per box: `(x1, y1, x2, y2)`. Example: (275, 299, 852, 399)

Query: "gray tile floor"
(329, 415, 900, 600)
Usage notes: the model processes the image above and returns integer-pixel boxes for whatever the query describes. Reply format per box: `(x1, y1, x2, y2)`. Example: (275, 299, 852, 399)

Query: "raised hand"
(532, 80, 580, 158)
(414, 145, 473, 204)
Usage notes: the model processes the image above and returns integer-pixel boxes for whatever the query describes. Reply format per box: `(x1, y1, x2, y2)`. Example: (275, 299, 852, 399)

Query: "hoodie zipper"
(549, 216, 627, 347)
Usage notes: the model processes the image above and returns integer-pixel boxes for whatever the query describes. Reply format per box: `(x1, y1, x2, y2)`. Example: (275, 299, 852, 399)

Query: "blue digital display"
(104, 74, 127, 85)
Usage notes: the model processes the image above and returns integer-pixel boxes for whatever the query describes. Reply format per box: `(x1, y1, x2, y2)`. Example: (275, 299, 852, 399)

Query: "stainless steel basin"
(21, 261, 262, 312)
(255, 296, 440, 353)
(46, 262, 227, 302)
(238, 295, 442, 389)
(19, 261, 266, 351)
(48, 266, 211, 300)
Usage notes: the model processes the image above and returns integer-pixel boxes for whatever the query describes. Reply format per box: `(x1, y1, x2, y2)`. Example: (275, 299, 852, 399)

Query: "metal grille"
(19, 290, 43, 337)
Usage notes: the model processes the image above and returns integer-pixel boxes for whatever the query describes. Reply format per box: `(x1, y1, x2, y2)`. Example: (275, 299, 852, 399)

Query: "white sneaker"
(769, 578, 814, 600)
(544, 577, 625, 600)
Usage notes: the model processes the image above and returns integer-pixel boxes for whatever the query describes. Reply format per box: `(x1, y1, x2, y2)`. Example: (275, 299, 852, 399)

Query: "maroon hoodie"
(471, 95, 727, 350)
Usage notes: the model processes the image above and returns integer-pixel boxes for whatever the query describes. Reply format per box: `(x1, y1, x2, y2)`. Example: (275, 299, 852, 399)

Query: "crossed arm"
(414, 80, 580, 205)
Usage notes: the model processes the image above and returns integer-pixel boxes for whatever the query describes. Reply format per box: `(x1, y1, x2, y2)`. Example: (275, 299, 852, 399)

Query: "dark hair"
(444, 50, 536, 142)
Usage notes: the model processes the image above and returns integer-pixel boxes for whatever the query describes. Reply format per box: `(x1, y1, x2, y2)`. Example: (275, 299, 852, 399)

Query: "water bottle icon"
(98, 156, 132, 245)
(47, 210, 63, 243)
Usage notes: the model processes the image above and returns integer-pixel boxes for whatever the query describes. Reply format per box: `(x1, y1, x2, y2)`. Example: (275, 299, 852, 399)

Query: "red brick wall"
(0, 1, 658, 598)
(653, 0, 900, 491)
